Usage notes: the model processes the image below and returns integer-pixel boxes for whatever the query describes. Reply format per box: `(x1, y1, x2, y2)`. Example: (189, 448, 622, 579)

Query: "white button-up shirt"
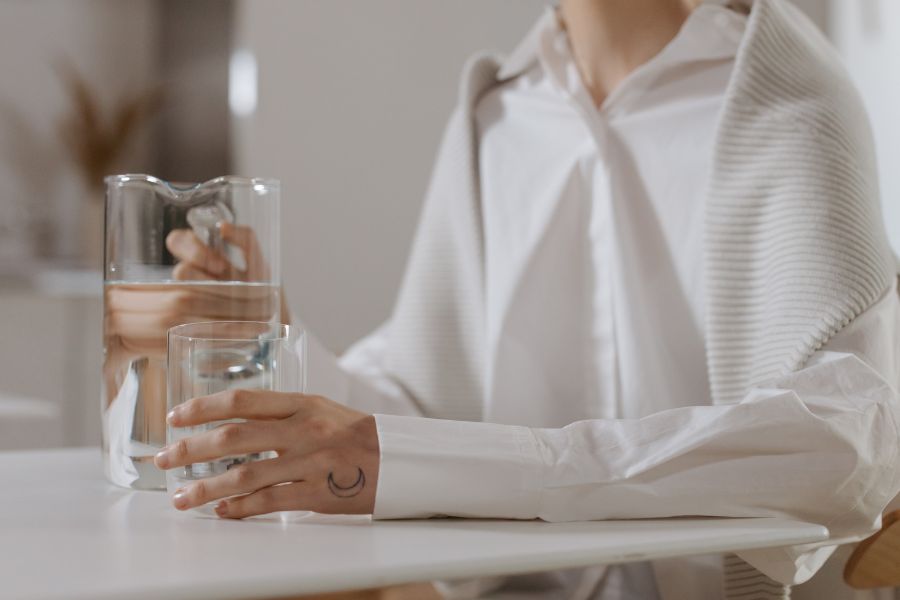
(304, 3, 900, 598)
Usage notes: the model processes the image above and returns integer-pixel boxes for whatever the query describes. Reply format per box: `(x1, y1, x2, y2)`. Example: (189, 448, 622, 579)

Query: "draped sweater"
(385, 0, 895, 430)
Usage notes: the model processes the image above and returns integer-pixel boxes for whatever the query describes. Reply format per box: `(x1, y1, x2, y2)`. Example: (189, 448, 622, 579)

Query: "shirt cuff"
(372, 414, 544, 520)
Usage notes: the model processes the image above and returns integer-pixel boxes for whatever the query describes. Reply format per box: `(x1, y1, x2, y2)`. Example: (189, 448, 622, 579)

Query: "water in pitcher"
(102, 280, 281, 489)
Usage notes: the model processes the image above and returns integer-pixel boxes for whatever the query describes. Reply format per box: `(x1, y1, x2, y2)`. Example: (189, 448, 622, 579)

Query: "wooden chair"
(844, 510, 900, 589)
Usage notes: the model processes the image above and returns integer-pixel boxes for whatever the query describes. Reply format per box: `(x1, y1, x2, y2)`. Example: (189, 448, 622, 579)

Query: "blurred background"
(0, 0, 897, 450)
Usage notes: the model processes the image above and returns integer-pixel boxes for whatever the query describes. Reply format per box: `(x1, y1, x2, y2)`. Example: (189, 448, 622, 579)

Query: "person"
(142, 0, 900, 597)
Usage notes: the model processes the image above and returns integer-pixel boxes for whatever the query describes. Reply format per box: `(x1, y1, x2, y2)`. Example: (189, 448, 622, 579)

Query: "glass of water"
(165, 321, 305, 512)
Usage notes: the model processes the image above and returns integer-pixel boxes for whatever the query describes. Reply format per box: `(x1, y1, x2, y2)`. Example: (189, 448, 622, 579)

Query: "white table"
(1, 448, 829, 600)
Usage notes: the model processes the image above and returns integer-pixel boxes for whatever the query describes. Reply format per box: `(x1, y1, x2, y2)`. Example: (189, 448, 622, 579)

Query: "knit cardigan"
(382, 0, 896, 596)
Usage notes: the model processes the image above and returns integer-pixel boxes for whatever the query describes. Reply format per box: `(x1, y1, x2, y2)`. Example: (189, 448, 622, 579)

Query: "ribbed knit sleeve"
(382, 54, 501, 422)
(704, 0, 896, 405)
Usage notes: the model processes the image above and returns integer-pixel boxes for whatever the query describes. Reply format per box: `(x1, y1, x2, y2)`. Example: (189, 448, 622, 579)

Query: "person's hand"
(153, 391, 379, 518)
(165, 222, 271, 282)
(163, 222, 291, 323)
(105, 223, 288, 358)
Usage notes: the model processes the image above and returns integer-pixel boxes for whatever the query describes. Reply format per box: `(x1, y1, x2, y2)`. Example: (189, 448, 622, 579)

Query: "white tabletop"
(1, 448, 829, 600)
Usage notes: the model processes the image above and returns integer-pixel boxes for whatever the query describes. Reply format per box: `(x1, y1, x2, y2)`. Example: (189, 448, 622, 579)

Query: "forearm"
(532, 368, 897, 531)
(373, 352, 900, 540)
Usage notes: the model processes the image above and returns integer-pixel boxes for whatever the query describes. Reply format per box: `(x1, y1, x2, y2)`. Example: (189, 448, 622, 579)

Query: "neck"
(559, 0, 701, 106)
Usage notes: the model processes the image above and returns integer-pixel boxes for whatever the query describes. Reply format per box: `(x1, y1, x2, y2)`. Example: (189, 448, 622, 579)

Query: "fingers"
(168, 389, 301, 427)
(167, 225, 272, 282)
(104, 311, 185, 356)
(166, 229, 229, 277)
(159, 391, 379, 518)
(213, 457, 375, 518)
(215, 481, 310, 519)
(155, 420, 279, 469)
(171, 456, 305, 511)
(172, 261, 216, 282)
(221, 223, 269, 279)
(105, 285, 278, 354)
(107, 282, 275, 315)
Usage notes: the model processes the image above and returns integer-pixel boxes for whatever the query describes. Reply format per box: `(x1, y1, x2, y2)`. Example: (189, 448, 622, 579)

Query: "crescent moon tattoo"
(327, 468, 366, 498)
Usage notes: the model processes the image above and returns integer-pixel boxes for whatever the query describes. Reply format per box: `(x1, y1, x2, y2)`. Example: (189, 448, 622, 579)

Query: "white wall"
(829, 0, 900, 256)
(233, 0, 545, 352)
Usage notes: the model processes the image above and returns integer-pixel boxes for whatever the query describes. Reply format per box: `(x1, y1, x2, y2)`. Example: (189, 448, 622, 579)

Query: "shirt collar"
(496, 0, 748, 84)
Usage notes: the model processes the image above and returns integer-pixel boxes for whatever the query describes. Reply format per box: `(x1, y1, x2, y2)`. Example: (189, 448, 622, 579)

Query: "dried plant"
(56, 61, 162, 198)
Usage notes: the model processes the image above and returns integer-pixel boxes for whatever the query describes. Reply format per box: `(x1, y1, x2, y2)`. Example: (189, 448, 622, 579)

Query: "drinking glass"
(165, 321, 305, 513)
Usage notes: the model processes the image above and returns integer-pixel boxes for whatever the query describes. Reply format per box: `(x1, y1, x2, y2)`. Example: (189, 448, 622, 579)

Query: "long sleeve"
(373, 285, 900, 548)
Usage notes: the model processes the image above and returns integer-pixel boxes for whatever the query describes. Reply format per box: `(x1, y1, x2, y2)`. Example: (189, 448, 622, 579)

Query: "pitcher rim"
(104, 173, 280, 191)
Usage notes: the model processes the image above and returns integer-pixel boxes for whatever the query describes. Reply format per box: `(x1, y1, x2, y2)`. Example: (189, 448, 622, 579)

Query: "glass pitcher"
(102, 174, 281, 489)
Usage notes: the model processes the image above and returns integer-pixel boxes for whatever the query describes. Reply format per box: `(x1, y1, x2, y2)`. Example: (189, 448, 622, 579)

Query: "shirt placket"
(542, 22, 643, 420)
(585, 115, 621, 420)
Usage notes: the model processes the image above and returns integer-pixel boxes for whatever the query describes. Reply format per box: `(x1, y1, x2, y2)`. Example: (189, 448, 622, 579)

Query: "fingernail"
(173, 489, 188, 510)
(166, 409, 179, 424)
(215, 501, 228, 517)
(155, 448, 170, 468)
